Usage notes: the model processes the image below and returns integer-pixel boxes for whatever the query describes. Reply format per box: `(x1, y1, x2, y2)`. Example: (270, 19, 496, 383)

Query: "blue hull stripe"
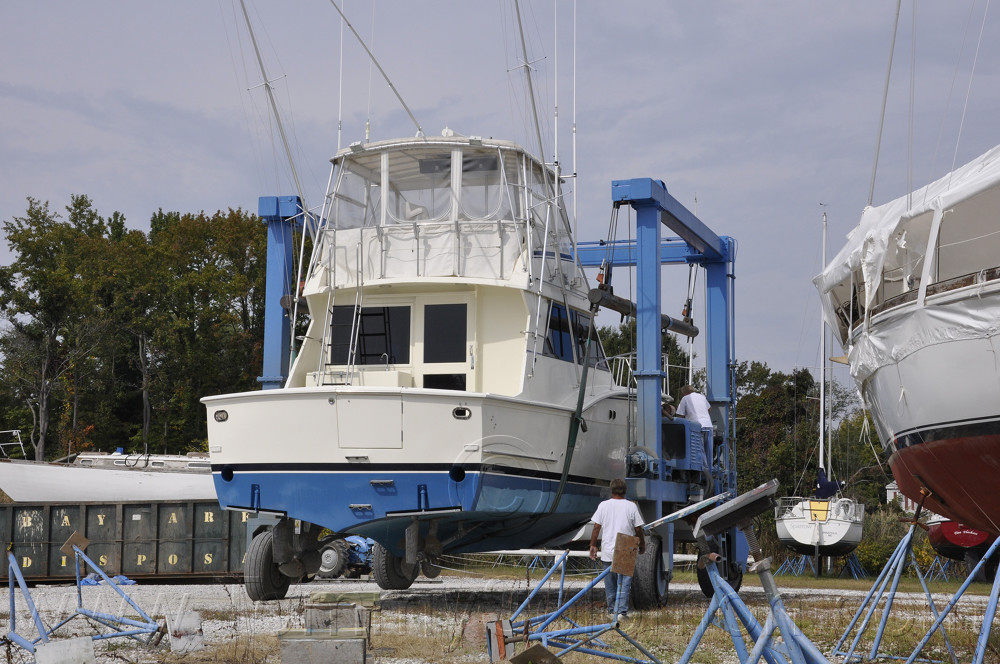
(214, 467, 605, 555)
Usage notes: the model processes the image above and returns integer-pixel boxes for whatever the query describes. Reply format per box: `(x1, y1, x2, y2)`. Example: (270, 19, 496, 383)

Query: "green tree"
(0, 196, 106, 460)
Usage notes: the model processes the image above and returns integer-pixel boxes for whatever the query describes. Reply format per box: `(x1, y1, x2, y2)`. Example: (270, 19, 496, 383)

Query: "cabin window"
(573, 312, 607, 367)
(424, 304, 467, 363)
(542, 303, 607, 366)
(328, 305, 411, 365)
(544, 303, 574, 362)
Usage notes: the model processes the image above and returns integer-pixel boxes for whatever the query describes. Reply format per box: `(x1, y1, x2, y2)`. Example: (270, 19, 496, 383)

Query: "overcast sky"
(2, 2, 997, 379)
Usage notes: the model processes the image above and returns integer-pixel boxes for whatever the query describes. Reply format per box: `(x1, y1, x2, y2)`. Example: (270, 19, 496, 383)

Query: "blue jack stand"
(6, 543, 163, 656)
(681, 480, 829, 664)
(775, 555, 816, 577)
(486, 550, 661, 663)
(485, 494, 732, 662)
(834, 485, 1000, 664)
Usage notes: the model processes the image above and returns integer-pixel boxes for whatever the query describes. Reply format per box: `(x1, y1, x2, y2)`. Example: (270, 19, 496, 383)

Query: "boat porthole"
(449, 465, 466, 482)
(221, 466, 234, 482)
(214, 410, 229, 423)
(452, 407, 471, 420)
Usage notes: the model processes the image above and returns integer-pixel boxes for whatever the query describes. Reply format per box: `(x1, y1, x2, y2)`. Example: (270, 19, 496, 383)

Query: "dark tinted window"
(329, 305, 411, 365)
(424, 304, 467, 363)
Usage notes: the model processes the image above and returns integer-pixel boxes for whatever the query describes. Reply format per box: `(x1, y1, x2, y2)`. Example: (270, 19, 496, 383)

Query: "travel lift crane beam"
(577, 178, 746, 596)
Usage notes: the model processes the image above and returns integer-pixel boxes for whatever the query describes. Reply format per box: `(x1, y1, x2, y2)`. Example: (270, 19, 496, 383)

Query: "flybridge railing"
(607, 353, 674, 395)
(310, 219, 527, 287)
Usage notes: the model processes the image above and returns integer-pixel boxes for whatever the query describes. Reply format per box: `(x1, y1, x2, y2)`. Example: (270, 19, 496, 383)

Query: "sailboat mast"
(819, 211, 828, 473)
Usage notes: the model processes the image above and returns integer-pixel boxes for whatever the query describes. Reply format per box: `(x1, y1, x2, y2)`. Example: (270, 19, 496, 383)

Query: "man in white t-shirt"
(588, 478, 645, 616)
(676, 385, 714, 470)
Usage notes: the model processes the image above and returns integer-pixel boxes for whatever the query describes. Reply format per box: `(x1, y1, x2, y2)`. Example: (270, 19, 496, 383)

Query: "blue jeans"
(603, 562, 632, 615)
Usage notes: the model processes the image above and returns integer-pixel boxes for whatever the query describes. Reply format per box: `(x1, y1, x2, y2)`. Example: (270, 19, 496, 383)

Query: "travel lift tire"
(631, 534, 669, 609)
(317, 538, 350, 579)
(245, 530, 291, 602)
(372, 542, 418, 590)
(696, 537, 744, 598)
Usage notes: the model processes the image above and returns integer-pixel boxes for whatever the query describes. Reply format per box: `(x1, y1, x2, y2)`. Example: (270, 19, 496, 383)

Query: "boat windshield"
(328, 143, 538, 230)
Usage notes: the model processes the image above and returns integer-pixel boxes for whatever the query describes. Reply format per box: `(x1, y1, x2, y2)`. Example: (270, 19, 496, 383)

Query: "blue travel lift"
(576, 177, 747, 600)
(485, 179, 832, 662)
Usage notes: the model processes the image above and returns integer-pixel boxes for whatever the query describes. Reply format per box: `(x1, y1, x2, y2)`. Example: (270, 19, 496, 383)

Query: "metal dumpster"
(0, 501, 249, 582)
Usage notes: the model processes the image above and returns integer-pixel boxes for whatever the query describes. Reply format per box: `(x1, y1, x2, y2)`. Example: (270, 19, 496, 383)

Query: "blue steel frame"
(577, 178, 739, 567)
(6, 547, 160, 654)
(835, 528, 1000, 664)
(257, 195, 303, 390)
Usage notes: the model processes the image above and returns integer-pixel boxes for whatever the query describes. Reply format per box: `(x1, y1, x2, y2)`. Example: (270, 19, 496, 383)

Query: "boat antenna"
(238, 0, 309, 208)
(513, 0, 549, 172)
(571, 0, 578, 262)
(336, 3, 345, 151)
(868, 0, 903, 206)
(819, 209, 828, 473)
(325, 0, 425, 138)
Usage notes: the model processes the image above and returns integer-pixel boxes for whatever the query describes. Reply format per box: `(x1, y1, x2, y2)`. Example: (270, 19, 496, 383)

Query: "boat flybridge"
(204, 135, 639, 597)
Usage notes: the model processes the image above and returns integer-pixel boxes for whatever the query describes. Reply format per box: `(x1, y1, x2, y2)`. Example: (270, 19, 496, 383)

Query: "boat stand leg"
(833, 526, 912, 662)
(6, 552, 50, 654)
(904, 535, 1000, 664)
(908, 550, 957, 664)
(502, 550, 660, 663)
(867, 526, 916, 660)
(972, 551, 1000, 664)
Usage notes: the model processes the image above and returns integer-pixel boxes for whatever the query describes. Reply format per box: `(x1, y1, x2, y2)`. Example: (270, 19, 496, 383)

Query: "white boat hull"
(0, 459, 217, 503)
(206, 386, 631, 553)
(775, 497, 864, 557)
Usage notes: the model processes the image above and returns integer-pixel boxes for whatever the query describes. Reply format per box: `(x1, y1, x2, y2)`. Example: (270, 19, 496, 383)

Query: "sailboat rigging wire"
(868, 0, 903, 207)
(949, 0, 991, 183)
(923, 0, 978, 207)
(907, 0, 917, 210)
(325, 0, 425, 138)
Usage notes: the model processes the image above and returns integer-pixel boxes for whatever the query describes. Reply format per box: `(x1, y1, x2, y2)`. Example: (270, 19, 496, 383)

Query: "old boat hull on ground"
(815, 145, 1000, 536)
(0, 454, 215, 503)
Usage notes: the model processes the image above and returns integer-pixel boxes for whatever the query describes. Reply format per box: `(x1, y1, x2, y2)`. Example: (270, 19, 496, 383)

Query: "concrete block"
(167, 611, 204, 653)
(304, 602, 371, 637)
(278, 630, 366, 664)
(34, 637, 96, 664)
(308, 590, 381, 608)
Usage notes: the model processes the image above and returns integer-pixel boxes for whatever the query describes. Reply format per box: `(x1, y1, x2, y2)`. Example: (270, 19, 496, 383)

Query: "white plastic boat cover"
(814, 144, 1000, 383)
(816, 144, 1000, 309)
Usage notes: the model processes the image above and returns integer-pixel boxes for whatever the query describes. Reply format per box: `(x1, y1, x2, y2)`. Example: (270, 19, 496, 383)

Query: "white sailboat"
(776, 213, 865, 558)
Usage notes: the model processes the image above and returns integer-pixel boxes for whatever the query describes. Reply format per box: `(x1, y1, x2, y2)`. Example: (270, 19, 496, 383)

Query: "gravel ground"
(0, 575, 992, 662)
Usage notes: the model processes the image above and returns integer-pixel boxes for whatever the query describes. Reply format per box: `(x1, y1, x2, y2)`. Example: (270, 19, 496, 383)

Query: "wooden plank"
(610, 533, 639, 576)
